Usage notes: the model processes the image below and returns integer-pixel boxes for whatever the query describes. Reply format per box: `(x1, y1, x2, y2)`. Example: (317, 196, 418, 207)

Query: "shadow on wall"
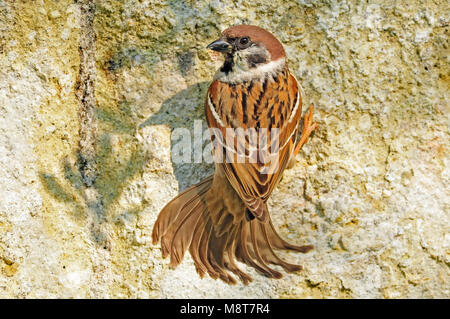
(39, 81, 215, 245)
(38, 0, 224, 245)
(140, 81, 215, 192)
(38, 100, 150, 245)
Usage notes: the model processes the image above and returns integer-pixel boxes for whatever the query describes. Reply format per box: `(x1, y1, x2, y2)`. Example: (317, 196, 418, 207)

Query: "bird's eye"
(236, 37, 251, 50)
(239, 37, 249, 45)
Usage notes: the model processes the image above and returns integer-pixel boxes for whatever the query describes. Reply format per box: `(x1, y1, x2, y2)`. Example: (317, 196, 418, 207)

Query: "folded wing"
(205, 70, 302, 221)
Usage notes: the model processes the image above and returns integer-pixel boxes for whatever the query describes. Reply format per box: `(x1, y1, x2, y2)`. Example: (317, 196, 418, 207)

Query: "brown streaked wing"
(205, 71, 302, 221)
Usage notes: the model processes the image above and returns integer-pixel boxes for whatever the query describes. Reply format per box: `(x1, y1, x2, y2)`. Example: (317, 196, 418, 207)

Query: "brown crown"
(221, 25, 286, 61)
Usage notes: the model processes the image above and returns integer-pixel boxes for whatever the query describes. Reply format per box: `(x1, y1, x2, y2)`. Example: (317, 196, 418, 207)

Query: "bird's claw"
(293, 104, 318, 158)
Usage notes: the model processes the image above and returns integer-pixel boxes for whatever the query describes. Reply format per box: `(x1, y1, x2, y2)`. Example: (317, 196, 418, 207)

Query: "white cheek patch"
(214, 57, 286, 84)
(234, 46, 268, 71)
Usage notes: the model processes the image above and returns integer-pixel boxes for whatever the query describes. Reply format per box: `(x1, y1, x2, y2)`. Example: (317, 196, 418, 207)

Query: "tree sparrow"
(153, 25, 318, 284)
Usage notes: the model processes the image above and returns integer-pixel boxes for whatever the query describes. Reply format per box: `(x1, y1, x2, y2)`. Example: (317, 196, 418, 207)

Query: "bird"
(152, 25, 318, 284)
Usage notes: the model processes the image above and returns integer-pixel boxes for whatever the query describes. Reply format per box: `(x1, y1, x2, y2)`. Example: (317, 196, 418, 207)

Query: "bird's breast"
(210, 69, 294, 130)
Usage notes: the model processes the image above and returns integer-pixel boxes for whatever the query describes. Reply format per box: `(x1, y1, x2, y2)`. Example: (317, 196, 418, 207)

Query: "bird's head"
(207, 25, 287, 83)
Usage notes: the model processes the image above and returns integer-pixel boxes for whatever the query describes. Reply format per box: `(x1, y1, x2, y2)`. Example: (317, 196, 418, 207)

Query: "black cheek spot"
(247, 53, 268, 68)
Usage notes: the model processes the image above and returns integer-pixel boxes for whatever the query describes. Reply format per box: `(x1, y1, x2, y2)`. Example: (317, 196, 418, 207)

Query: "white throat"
(213, 57, 286, 84)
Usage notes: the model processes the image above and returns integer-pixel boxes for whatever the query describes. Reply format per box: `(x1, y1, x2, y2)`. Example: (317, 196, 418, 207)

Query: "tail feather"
(152, 175, 213, 245)
(249, 221, 283, 278)
(169, 202, 205, 267)
(160, 196, 204, 258)
(208, 232, 237, 284)
(258, 222, 303, 272)
(198, 219, 219, 279)
(189, 208, 209, 277)
(152, 174, 312, 284)
(266, 219, 314, 253)
(223, 227, 253, 285)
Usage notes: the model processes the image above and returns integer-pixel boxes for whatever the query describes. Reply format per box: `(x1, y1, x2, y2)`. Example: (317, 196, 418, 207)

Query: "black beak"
(207, 39, 231, 52)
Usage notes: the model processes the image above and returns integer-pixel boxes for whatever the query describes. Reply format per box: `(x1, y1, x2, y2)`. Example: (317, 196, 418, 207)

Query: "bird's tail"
(152, 174, 313, 285)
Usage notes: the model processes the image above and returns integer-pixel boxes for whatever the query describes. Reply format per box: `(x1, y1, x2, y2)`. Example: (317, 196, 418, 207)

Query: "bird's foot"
(293, 104, 318, 158)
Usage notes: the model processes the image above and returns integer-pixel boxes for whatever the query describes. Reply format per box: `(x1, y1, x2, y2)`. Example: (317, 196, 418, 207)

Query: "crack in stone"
(76, 0, 98, 188)
(75, 0, 109, 248)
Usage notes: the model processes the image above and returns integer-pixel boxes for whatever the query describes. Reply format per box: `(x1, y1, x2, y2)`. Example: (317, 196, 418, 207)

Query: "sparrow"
(152, 25, 318, 284)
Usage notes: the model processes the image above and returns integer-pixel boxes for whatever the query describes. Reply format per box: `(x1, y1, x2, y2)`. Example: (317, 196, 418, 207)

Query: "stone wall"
(0, 0, 448, 298)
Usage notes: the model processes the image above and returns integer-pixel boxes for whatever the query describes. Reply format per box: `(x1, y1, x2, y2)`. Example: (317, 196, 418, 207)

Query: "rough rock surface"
(0, 0, 448, 298)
